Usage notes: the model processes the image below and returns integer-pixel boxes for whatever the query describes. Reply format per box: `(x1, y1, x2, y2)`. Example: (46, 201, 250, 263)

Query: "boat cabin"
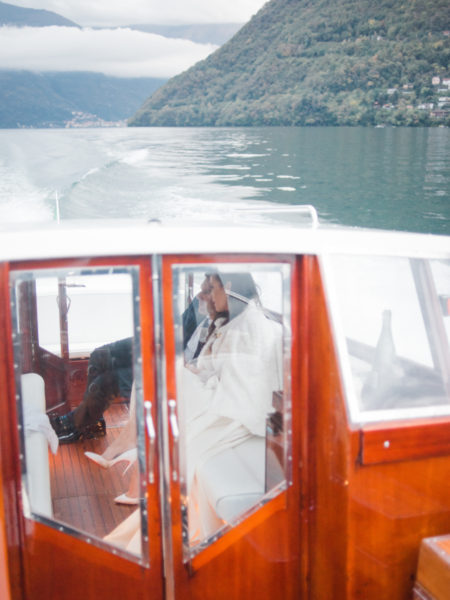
(0, 209, 449, 600)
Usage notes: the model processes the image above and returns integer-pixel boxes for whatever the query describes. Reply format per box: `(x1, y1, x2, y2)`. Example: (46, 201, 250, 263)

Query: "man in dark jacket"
(51, 337, 133, 443)
(51, 276, 214, 443)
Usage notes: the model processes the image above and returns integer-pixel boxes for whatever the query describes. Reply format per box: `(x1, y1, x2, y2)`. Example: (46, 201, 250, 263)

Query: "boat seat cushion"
(21, 372, 46, 412)
(21, 373, 53, 518)
(198, 436, 266, 523)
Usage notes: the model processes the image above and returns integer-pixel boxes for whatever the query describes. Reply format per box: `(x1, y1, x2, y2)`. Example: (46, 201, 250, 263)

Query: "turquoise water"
(0, 126, 448, 233)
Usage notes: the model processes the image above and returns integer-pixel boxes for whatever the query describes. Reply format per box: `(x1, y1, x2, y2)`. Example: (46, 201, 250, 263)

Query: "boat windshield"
(325, 255, 450, 423)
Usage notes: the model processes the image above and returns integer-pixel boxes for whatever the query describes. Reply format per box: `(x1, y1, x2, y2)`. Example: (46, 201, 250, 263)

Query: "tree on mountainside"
(129, 0, 450, 127)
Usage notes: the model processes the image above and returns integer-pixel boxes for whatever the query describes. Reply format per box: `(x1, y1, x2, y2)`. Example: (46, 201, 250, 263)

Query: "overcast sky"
(5, 0, 267, 27)
(1, 1, 267, 78)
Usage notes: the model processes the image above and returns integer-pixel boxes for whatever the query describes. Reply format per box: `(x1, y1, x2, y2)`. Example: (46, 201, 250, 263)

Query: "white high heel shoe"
(85, 448, 137, 475)
(114, 493, 139, 505)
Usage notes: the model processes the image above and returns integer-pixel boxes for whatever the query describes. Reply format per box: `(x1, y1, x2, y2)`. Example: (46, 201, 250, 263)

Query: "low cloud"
(0, 26, 218, 77)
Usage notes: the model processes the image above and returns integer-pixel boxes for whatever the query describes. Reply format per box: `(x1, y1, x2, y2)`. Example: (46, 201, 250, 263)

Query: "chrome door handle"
(168, 399, 179, 482)
(144, 400, 156, 484)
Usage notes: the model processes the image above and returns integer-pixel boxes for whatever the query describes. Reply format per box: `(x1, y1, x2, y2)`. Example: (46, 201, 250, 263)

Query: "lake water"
(0, 126, 448, 233)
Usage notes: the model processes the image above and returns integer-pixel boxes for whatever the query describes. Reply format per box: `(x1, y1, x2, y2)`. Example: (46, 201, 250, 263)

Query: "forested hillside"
(129, 0, 450, 127)
(0, 71, 166, 128)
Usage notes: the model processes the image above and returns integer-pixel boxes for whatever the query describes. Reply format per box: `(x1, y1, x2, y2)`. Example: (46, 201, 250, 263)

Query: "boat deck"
(49, 403, 136, 539)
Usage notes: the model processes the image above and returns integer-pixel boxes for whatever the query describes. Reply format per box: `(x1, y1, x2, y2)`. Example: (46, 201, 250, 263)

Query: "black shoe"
(58, 428, 82, 444)
(50, 412, 106, 444)
(58, 418, 106, 444)
(82, 418, 106, 439)
(50, 411, 76, 437)
(50, 412, 80, 443)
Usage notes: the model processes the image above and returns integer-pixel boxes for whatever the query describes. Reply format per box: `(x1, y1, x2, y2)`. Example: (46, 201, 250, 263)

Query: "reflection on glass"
(173, 264, 291, 558)
(10, 267, 146, 562)
(330, 255, 450, 419)
(430, 259, 450, 347)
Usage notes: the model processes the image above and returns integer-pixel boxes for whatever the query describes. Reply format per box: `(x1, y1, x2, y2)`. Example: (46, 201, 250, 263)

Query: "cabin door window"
(162, 260, 293, 563)
(9, 265, 152, 565)
(6, 255, 302, 600)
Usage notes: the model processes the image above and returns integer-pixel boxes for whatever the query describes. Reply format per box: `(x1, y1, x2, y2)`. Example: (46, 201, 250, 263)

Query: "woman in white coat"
(180, 271, 283, 543)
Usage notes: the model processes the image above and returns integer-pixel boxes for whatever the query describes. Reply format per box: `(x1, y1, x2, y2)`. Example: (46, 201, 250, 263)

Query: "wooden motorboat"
(0, 208, 449, 600)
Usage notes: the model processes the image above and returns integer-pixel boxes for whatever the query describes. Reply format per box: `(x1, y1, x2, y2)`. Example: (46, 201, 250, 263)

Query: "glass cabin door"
(158, 255, 303, 600)
(3, 253, 304, 600)
(6, 257, 163, 600)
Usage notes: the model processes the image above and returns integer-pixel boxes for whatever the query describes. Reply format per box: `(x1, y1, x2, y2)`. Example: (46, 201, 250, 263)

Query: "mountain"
(129, 0, 450, 127)
(0, 71, 166, 128)
(0, 1, 79, 27)
(0, 2, 169, 128)
(1, 2, 239, 128)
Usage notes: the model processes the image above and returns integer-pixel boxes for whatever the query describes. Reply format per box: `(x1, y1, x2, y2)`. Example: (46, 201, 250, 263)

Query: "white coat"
(178, 300, 283, 543)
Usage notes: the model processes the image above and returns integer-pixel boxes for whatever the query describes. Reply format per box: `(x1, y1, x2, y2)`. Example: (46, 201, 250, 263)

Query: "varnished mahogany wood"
(0, 262, 26, 600)
(306, 257, 450, 600)
(362, 418, 450, 465)
(65, 357, 88, 411)
(349, 456, 450, 598)
(0, 484, 12, 600)
(36, 346, 69, 412)
(17, 279, 38, 374)
(306, 255, 352, 600)
(15, 277, 69, 413)
(296, 253, 313, 600)
(414, 535, 450, 600)
(50, 403, 134, 537)
(2, 250, 449, 600)
(57, 279, 70, 362)
(413, 582, 436, 600)
(0, 264, 16, 600)
(2, 256, 164, 600)
(161, 254, 303, 600)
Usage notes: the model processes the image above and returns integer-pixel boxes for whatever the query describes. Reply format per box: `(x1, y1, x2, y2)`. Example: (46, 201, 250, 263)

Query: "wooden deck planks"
(49, 404, 136, 540)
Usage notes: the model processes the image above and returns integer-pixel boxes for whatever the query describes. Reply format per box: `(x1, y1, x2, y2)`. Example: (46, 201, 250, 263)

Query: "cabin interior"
(0, 247, 449, 600)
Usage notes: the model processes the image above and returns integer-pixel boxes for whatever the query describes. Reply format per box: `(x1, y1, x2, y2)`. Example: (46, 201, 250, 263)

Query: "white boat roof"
(0, 214, 449, 262)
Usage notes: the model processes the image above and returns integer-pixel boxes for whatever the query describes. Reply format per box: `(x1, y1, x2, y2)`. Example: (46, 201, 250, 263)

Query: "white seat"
(198, 436, 266, 523)
(21, 373, 53, 518)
